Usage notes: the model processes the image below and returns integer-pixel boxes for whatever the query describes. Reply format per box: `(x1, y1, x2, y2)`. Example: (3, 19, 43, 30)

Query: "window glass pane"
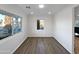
(12, 17, 22, 34)
(0, 14, 12, 39)
(0, 10, 22, 40)
(0, 14, 5, 27)
(37, 20, 44, 30)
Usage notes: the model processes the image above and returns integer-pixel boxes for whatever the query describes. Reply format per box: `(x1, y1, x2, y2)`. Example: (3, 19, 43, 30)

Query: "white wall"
(0, 4, 77, 54)
(28, 15, 54, 37)
(0, 4, 28, 54)
(53, 5, 77, 53)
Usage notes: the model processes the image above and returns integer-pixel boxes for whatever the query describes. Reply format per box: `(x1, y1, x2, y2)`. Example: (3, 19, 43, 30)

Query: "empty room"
(0, 4, 78, 54)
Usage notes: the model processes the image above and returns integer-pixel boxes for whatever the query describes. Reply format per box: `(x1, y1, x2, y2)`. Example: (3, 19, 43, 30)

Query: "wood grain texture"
(14, 37, 69, 54)
(74, 37, 79, 54)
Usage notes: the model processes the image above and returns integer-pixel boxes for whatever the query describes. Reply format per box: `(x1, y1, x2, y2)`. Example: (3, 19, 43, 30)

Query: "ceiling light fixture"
(39, 4, 44, 8)
(48, 11, 51, 15)
(77, 15, 79, 16)
(30, 12, 34, 15)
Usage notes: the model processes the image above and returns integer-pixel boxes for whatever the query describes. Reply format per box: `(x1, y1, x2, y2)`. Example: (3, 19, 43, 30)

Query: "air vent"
(26, 6, 31, 9)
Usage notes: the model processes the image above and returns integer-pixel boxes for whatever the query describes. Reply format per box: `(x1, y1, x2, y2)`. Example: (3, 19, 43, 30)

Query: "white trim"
(11, 37, 27, 54)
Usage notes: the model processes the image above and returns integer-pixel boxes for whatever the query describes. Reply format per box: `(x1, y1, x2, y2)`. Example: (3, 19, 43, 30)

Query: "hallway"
(14, 37, 69, 54)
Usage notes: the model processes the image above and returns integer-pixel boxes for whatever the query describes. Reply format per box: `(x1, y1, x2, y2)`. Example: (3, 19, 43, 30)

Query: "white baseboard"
(11, 37, 28, 54)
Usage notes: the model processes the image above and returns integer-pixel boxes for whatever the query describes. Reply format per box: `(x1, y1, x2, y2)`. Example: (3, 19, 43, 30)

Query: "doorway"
(74, 5, 79, 54)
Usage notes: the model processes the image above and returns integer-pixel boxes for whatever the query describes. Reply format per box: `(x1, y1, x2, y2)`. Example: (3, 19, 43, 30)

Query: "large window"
(0, 10, 22, 40)
(37, 20, 44, 30)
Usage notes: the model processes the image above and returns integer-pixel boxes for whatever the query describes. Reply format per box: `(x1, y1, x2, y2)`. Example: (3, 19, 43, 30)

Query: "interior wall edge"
(11, 36, 28, 54)
(53, 5, 78, 54)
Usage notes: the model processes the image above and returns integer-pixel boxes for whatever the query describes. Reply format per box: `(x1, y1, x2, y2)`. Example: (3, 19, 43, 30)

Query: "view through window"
(37, 20, 44, 30)
(0, 10, 22, 40)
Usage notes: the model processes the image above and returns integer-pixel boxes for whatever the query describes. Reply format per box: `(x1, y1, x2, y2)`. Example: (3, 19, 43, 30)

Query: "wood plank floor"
(14, 37, 69, 54)
(74, 37, 79, 54)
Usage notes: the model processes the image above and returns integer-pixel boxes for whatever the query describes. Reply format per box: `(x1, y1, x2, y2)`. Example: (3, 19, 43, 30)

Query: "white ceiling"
(18, 4, 70, 16)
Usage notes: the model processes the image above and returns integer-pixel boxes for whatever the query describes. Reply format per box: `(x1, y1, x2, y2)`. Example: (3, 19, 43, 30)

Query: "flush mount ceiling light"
(48, 11, 51, 15)
(77, 14, 79, 16)
(30, 12, 34, 15)
(38, 4, 44, 8)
